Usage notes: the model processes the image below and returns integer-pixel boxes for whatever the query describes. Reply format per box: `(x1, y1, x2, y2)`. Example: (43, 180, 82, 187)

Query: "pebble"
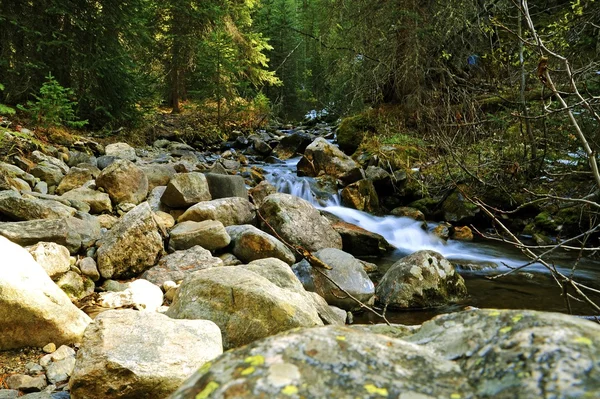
(42, 343, 56, 354)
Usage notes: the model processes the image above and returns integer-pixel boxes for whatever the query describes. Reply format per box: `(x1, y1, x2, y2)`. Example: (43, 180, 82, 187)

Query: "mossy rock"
(336, 114, 375, 154)
(533, 211, 559, 233)
(408, 197, 440, 219)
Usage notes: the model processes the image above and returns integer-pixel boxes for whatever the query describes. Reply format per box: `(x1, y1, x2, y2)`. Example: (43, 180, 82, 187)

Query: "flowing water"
(262, 156, 600, 324)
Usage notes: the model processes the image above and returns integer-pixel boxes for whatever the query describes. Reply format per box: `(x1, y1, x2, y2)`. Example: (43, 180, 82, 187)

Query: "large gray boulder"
(168, 220, 230, 252)
(204, 173, 248, 199)
(296, 137, 360, 178)
(0, 190, 76, 220)
(0, 236, 91, 350)
(169, 325, 471, 399)
(404, 309, 600, 398)
(273, 130, 314, 160)
(69, 309, 222, 399)
(141, 246, 224, 286)
(330, 219, 392, 257)
(376, 250, 468, 308)
(0, 214, 101, 254)
(292, 248, 374, 310)
(258, 193, 342, 254)
(96, 202, 163, 279)
(166, 266, 323, 349)
(95, 159, 148, 205)
(104, 142, 137, 161)
(160, 172, 211, 208)
(226, 224, 295, 265)
(177, 197, 255, 226)
(340, 179, 380, 213)
(61, 187, 112, 214)
(138, 164, 177, 191)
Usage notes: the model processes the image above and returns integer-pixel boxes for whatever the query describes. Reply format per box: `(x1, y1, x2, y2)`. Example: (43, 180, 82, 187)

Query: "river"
(260, 155, 600, 324)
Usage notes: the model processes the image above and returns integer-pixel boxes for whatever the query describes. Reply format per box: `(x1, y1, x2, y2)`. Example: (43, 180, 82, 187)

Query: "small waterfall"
(261, 156, 537, 271)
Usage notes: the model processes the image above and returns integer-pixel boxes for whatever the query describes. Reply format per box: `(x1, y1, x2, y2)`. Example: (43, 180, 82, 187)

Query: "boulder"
(95, 159, 148, 205)
(169, 325, 471, 399)
(0, 190, 76, 221)
(160, 172, 211, 208)
(226, 224, 295, 265)
(168, 220, 230, 252)
(273, 130, 314, 159)
(138, 164, 176, 191)
(0, 236, 91, 350)
(204, 173, 248, 199)
(141, 246, 224, 286)
(104, 142, 137, 161)
(55, 167, 94, 195)
(244, 258, 346, 326)
(440, 186, 480, 224)
(331, 220, 392, 257)
(340, 179, 380, 213)
(248, 180, 276, 207)
(31, 151, 69, 174)
(177, 197, 255, 226)
(0, 161, 36, 187)
(258, 193, 342, 254)
(96, 202, 163, 279)
(165, 266, 323, 349)
(61, 188, 112, 214)
(30, 163, 64, 187)
(376, 250, 468, 308)
(390, 206, 426, 221)
(453, 226, 474, 241)
(0, 215, 101, 254)
(27, 242, 71, 279)
(404, 309, 600, 398)
(70, 309, 222, 399)
(292, 248, 375, 310)
(296, 137, 360, 178)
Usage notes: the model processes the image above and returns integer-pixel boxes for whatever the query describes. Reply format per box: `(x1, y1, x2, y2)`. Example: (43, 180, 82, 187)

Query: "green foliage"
(18, 74, 87, 128)
(0, 84, 15, 116)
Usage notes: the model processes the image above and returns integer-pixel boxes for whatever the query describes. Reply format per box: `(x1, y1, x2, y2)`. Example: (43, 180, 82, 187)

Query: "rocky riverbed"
(1, 125, 599, 398)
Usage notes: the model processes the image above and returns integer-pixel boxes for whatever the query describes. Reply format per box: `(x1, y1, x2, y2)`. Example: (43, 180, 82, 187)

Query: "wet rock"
(0, 191, 76, 221)
(166, 266, 323, 349)
(169, 325, 471, 399)
(453, 225, 474, 241)
(0, 236, 91, 350)
(248, 180, 276, 207)
(61, 187, 112, 214)
(390, 206, 426, 221)
(376, 250, 467, 309)
(292, 248, 375, 311)
(404, 309, 600, 398)
(96, 202, 163, 279)
(330, 220, 392, 257)
(258, 193, 342, 255)
(104, 142, 136, 161)
(0, 215, 101, 254)
(432, 223, 451, 241)
(27, 242, 71, 279)
(177, 197, 255, 226)
(160, 172, 211, 208)
(70, 309, 222, 399)
(95, 159, 148, 205)
(141, 246, 224, 287)
(340, 179, 379, 213)
(273, 130, 314, 159)
(204, 173, 248, 199)
(226, 224, 295, 265)
(55, 167, 94, 195)
(168, 220, 230, 252)
(297, 137, 360, 179)
(440, 186, 480, 224)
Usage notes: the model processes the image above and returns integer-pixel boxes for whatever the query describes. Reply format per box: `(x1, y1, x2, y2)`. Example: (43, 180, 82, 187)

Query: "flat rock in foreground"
(70, 309, 222, 399)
